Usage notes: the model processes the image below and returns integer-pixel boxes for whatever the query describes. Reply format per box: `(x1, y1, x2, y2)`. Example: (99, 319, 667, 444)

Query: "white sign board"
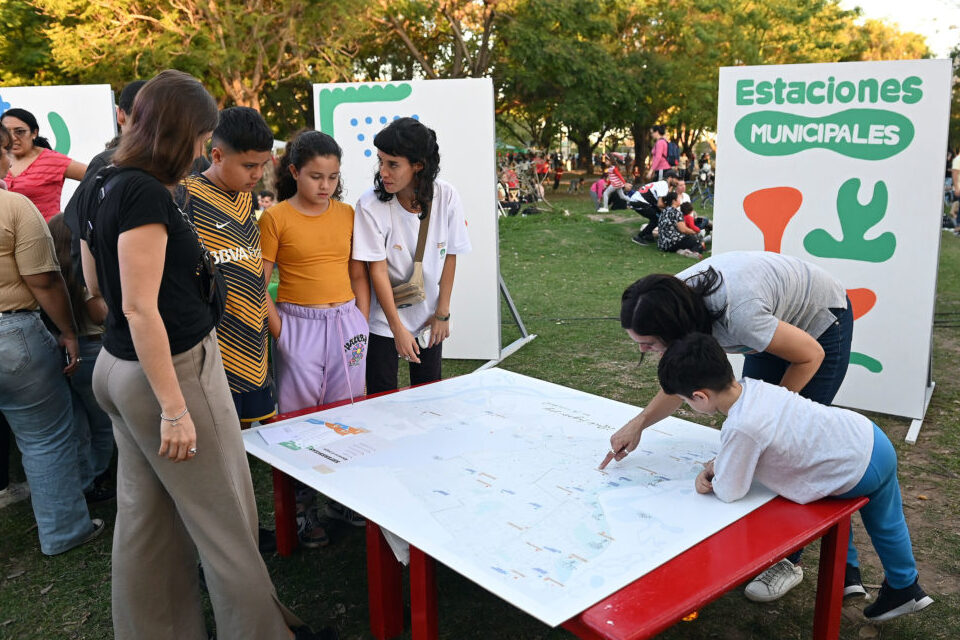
(244, 369, 775, 626)
(313, 80, 500, 360)
(0, 85, 116, 210)
(714, 60, 952, 419)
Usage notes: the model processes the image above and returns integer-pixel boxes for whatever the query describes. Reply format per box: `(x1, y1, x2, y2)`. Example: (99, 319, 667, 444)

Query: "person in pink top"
(2, 108, 86, 221)
(647, 125, 670, 181)
(589, 175, 607, 210)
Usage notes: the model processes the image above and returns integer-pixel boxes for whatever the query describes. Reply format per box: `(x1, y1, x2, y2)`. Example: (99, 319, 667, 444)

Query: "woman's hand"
(695, 459, 715, 494)
(599, 418, 644, 469)
(426, 316, 450, 347)
(394, 325, 421, 364)
(158, 411, 198, 462)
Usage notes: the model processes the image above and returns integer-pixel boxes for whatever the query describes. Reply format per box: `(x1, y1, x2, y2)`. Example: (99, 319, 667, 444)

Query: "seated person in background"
(629, 169, 679, 245)
(680, 202, 712, 241)
(657, 333, 934, 623)
(655, 193, 704, 258)
(497, 181, 521, 215)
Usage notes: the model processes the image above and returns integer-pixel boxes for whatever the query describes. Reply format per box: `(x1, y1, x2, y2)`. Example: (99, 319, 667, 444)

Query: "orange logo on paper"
(325, 422, 368, 436)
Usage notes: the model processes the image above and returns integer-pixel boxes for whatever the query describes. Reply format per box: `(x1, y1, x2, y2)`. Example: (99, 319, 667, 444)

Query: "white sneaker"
(597, 207, 609, 213)
(744, 559, 803, 602)
(676, 248, 702, 259)
(0, 481, 30, 509)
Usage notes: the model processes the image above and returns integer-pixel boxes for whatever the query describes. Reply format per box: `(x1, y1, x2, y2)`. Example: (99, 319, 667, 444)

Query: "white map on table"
(244, 368, 775, 627)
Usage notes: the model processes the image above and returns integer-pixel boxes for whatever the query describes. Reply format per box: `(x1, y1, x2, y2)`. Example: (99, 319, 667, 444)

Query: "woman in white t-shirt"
(353, 118, 471, 393)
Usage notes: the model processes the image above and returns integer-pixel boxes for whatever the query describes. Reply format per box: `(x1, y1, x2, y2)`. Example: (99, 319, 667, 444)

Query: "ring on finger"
(187, 447, 198, 455)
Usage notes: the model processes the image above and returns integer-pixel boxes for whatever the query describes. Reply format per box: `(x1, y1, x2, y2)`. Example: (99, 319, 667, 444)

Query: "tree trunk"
(572, 133, 594, 173)
(631, 122, 652, 175)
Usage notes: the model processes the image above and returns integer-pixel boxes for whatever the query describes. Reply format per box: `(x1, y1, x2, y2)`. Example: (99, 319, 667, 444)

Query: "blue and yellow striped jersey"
(183, 174, 269, 393)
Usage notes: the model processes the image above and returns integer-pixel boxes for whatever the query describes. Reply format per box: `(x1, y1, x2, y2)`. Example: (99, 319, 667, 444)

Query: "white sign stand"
(714, 60, 952, 442)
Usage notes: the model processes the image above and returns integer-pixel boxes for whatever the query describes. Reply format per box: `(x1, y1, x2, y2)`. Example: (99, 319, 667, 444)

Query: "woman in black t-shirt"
(80, 70, 317, 640)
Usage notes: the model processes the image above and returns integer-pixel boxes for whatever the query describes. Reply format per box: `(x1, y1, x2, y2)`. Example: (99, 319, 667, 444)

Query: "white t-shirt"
(353, 179, 472, 337)
(675, 251, 847, 354)
(713, 378, 874, 504)
(628, 180, 669, 205)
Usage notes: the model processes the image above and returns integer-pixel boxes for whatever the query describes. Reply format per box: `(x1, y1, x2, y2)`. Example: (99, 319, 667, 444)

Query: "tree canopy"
(0, 0, 937, 149)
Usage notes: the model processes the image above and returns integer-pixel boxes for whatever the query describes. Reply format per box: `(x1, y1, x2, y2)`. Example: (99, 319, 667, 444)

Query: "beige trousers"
(93, 330, 301, 640)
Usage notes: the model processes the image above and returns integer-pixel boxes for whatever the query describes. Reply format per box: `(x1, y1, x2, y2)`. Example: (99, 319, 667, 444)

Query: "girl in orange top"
(259, 130, 370, 414)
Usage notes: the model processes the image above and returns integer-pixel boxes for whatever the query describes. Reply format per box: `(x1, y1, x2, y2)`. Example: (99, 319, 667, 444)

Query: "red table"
(260, 397, 867, 640)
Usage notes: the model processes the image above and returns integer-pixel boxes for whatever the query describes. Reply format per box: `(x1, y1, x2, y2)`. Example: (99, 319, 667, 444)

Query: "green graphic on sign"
(803, 178, 895, 263)
(317, 84, 412, 137)
(48, 111, 70, 155)
(734, 109, 913, 160)
(850, 352, 883, 373)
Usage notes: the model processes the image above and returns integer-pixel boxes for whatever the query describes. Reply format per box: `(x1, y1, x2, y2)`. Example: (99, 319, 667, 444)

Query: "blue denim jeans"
(837, 423, 918, 589)
(742, 297, 853, 565)
(70, 336, 114, 491)
(742, 297, 854, 405)
(0, 312, 94, 554)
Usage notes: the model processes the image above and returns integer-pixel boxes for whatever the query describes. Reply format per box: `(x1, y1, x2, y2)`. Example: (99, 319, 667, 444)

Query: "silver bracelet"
(160, 407, 189, 423)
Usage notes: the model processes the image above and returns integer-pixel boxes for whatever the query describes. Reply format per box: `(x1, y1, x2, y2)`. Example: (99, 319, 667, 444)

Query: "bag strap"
(412, 196, 432, 263)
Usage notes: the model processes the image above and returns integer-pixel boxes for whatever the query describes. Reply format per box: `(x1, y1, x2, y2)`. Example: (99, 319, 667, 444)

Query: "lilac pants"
(274, 301, 369, 413)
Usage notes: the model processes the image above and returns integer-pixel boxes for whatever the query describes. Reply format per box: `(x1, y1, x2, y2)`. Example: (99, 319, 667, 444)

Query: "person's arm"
(710, 432, 763, 503)
(677, 220, 696, 235)
(65, 160, 87, 181)
(349, 258, 370, 320)
(118, 223, 196, 462)
(952, 166, 959, 197)
(425, 253, 456, 347)
(84, 292, 108, 325)
(20, 271, 79, 375)
(763, 320, 825, 393)
(695, 459, 715, 494)
(599, 389, 684, 468)
(368, 259, 419, 362)
(261, 259, 281, 339)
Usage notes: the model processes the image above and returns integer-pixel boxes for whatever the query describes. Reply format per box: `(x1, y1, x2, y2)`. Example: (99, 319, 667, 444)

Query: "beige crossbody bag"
(391, 200, 432, 309)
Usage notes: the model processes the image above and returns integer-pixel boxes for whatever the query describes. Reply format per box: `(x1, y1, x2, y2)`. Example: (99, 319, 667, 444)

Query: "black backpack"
(666, 141, 680, 167)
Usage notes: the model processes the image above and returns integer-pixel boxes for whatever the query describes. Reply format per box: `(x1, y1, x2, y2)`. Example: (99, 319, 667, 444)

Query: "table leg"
(813, 516, 851, 640)
(272, 468, 297, 557)
(367, 522, 404, 640)
(410, 546, 438, 640)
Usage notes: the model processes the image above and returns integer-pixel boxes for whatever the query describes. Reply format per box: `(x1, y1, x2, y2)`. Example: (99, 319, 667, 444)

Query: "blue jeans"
(837, 424, 918, 588)
(0, 312, 94, 554)
(743, 297, 853, 564)
(742, 297, 854, 405)
(70, 336, 114, 491)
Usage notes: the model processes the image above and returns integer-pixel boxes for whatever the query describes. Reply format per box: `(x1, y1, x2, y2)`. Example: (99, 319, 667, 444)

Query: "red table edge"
(561, 496, 867, 640)
(258, 391, 866, 640)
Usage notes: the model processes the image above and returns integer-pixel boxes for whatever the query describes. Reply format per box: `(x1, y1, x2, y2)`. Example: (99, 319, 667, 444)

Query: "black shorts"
(232, 384, 277, 423)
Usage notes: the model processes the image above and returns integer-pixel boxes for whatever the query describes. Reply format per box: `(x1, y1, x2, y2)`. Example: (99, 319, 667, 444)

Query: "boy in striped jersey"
(182, 107, 276, 427)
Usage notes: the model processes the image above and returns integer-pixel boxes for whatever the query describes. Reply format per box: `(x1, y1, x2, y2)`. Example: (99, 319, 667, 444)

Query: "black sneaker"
(863, 578, 933, 622)
(258, 526, 277, 554)
(294, 625, 339, 640)
(631, 234, 650, 246)
(843, 563, 867, 600)
(84, 484, 117, 506)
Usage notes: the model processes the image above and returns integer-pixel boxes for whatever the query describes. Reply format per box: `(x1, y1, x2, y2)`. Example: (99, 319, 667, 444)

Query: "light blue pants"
(69, 336, 114, 491)
(838, 423, 918, 589)
(0, 312, 94, 554)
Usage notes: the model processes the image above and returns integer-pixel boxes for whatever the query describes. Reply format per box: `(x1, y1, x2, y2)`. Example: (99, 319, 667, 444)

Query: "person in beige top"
(0, 124, 104, 554)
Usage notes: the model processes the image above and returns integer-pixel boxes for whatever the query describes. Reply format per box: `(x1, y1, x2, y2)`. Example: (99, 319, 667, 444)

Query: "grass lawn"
(1, 186, 958, 639)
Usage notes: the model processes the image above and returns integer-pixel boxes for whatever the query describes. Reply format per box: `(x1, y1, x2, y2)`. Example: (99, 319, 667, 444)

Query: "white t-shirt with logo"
(353, 179, 472, 337)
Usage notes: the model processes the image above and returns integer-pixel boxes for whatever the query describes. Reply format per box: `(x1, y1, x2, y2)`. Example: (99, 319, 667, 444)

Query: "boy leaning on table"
(655, 332, 933, 623)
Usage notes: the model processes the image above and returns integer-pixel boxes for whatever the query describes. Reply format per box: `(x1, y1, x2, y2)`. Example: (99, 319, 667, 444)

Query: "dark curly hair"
(275, 129, 343, 202)
(620, 267, 726, 346)
(372, 117, 440, 212)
